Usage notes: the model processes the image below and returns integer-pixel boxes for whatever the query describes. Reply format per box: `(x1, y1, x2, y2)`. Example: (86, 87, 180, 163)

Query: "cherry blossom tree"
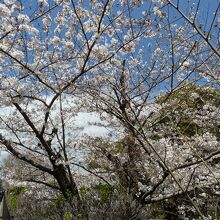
(0, 0, 220, 219)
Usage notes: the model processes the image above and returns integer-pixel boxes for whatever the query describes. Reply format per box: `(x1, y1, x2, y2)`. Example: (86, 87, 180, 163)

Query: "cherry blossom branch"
(24, 178, 61, 191)
(0, 134, 54, 175)
(71, 162, 111, 186)
(167, 0, 220, 58)
(0, 48, 56, 93)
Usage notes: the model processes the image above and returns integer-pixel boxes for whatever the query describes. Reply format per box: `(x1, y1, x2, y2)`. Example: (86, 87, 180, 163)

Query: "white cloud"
(82, 125, 109, 137)
(0, 95, 111, 163)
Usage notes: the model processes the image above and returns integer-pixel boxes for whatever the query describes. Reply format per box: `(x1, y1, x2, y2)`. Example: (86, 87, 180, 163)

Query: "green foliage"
(154, 214, 166, 219)
(47, 179, 59, 187)
(177, 117, 201, 136)
(94, 183, 112, 202)
(77, 213, 82, 219)
(113, 141, 126, 154)
(80, 186, 90, 197)
(8, 186, 26, 210)
(64, 211, 73, 220)
(44, 194, 65, 219)
(65, 189, 75, 199)
(157, 85, 220, 107)
(155, 85, 220, 137)
(88, 160, 100, 169)
(149, 134, 162, 140)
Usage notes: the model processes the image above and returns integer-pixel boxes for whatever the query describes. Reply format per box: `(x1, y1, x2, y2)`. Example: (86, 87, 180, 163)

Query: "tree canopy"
(0, 0, 220, 219)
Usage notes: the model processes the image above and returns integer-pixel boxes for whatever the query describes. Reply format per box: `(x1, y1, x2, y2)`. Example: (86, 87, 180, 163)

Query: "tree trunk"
(53, 163, 87, 219)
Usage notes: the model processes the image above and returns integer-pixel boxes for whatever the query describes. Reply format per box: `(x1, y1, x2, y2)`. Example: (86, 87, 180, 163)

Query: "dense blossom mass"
(0, 0, 220, 219)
